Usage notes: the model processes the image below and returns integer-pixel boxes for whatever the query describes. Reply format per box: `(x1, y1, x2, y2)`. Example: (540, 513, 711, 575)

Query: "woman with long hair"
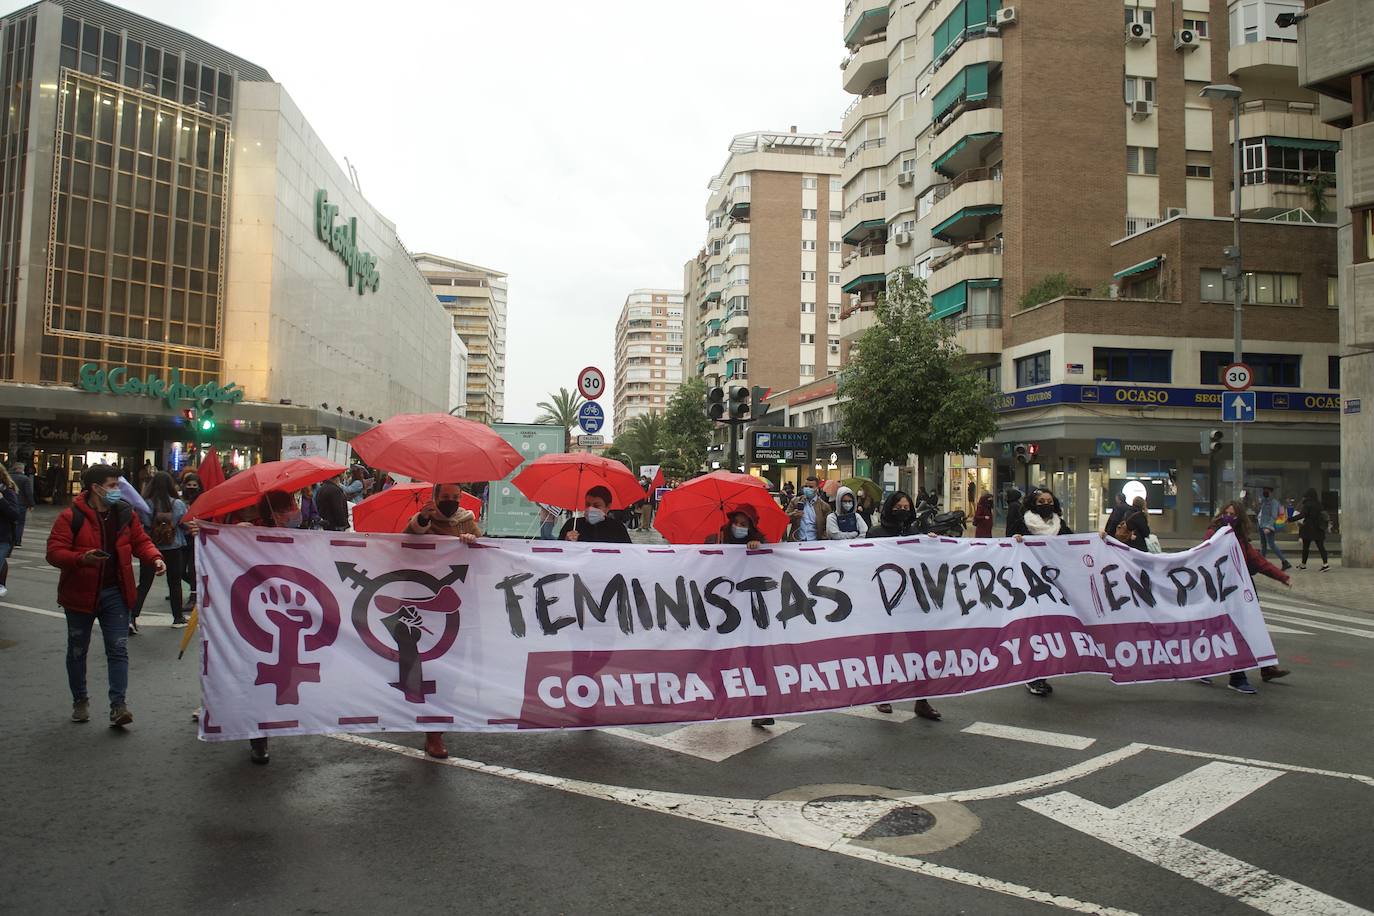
(132, 471, 190, 630)
(0, 464, 19, 598)
(1010, 487, 1073, 697)
(1291, 488, 1330, 571)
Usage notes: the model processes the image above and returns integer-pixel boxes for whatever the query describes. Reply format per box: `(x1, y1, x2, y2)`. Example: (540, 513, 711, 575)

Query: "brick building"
(613, 289, 684, 427)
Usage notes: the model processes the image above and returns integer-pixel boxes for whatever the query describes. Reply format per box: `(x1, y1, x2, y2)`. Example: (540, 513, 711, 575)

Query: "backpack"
(151, 510, 176, 546)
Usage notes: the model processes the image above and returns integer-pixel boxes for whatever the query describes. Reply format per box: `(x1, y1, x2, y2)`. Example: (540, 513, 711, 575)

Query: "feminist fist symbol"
(230, 565, 341, 705)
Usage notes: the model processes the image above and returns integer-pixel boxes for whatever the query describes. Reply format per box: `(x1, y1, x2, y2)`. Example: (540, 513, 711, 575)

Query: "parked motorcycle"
(913, 498, 967, 537)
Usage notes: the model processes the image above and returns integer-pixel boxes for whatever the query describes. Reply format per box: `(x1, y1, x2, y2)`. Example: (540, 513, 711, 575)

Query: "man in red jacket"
(46, 464, 164, 727)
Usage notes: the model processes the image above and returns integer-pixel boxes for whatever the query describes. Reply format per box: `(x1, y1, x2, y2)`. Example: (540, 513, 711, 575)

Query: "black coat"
(1296, 497, 1326, 541)
(559, 516, 631, 544)
(1102, 501, 1129, 536)
(1007, 505, 1073, 537)
(313, 480, 351, 531)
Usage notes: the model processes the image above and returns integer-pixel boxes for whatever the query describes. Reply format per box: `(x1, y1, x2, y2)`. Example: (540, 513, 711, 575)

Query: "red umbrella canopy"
(184, 457, 346, 520)
(511, 453, 645, 511)
(350, 413, 522, 484)
(654, 471, 789, 545)
(353, 483, 482, 534)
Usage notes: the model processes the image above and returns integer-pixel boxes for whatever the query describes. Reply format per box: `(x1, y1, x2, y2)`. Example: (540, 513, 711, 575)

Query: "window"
(1356, 208, 1374, 264)
(828, 335, 840, 347)
(1093, 347, 1172, 383)
(1182, 17, 1209, 38)
(1124, 77, 1155, 104)
(829, 178, 841, 192)
(828, 241, 841, 253)
(1329, 355, 1341, 390)
(1230, 0, 1302, 47)
(976, 363, 1002, 392)
(1200, 269, 1300, 305)
(1200, 351, 1300, 387)
(802, 177, 817, 189)
(801, 271, 816, 281)
(801, 333, 816, 344)
(1125, 7, 1153, 28)
(801, 209, 817, 220)
(1127, 146, 1158, 175)
(1015, 351, 1051, 388)
(800, 364, 815, 376)
(802, 240, 816, 251)
(1186, 164, 1212, 178)
(1241, 137, 1337, 187)
(801, 301, 816, 313)
(829, 210, 842, 220)
(1328, 276, 1339, 308)
(828, 305, 840, 322)
(828, 273, 841, 284)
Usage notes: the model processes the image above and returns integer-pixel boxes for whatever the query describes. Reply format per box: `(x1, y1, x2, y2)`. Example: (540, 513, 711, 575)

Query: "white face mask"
(586, 508, 606, 525)
(731, 525, 750, 539)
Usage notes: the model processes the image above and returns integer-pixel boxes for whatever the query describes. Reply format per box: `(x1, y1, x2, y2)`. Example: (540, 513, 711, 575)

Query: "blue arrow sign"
(1222, 390, 1256, 423)
(577, 401, 604, 434)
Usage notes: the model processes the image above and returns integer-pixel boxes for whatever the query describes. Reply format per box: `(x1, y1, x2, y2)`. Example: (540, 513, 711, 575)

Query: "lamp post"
(1200, 83, 1245, 503)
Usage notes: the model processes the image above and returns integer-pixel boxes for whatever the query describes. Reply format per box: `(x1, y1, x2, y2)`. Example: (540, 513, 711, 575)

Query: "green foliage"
(838, 269, 999, 479)
(1306, 171, 1334, 222)
(534, 387, 584, 449)
(659, 377, 712, 480)
(1018, 272, 1077, 311)
(613, 413, 665, 474)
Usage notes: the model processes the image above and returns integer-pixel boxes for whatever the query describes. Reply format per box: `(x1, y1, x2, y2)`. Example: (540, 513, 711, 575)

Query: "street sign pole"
(1229, 93, 1245, 504)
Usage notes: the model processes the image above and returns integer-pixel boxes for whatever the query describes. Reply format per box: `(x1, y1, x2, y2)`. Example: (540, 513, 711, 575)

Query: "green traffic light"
(200, 419, 213, 431)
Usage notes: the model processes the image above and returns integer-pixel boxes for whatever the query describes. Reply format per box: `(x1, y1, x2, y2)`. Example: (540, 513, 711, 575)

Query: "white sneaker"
(0, 584, 8, 597)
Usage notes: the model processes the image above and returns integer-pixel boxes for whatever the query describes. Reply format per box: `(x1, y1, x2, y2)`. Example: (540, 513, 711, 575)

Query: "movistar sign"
(314, 189, 382, 295)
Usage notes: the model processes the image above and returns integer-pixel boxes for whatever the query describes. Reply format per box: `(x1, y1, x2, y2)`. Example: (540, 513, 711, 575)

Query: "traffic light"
(706, 386, 726, 421)
(750, 385, 771, 420)
(194, 399, 216, 436)
(1014, 443, 1029, 464)
(729, 386, 750, 419)
(1027, 443, 1040, 459)
(1200, 428, 1223, 455)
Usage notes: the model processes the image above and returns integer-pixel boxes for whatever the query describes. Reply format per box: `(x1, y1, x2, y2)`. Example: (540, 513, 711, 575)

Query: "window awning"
(842, 218, 886, 244)
(933, 131, 1001, 176)
(930, 204, 1002, 240)
(931, 281, 968, 319)
(1265, 136, 1340, 152)
(841, 273, 886, 294)
(968, 278, 1002, 289)
(1112, 256, 1162, 280)
(932, 62, 990, 123)
(843, 6, 888, 45)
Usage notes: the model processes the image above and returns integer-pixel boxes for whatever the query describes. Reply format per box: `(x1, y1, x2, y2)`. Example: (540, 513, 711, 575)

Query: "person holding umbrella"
(705, 505, 764, 550)
(510, 452, 643, 544)
(560, 487, 631, 543)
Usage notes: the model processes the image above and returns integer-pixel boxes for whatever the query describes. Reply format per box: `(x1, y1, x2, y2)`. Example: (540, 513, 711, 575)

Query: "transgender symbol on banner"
(338, 562, 468, 703)
(230, 565, 342, 705)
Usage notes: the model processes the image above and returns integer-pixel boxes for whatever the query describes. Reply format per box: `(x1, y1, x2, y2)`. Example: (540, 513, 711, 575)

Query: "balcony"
(841, 33, 888, 95)
(1232, 98, 1339, 146)
(843, 2, 889, 48)
(932, 26, 1002, 83)
(1229, 39, 1298, 79)
(841, 190, 887, 243)
(838, 301, 877, 343)
(840, 246, 887, 294)
(841, 136, 887, 177)
(928, 170, 1002, 241)
(929, 236, 1003, 273)
(932, 115, 1003, 178)
(951, 313, 1003, 358)
(727, 186, 751, 220)
(724, 306, 749, 336)
(841, 89, 888, 138)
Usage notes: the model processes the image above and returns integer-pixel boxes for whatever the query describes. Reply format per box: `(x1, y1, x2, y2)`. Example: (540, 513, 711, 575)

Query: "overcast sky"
(94, 0, 850, 434)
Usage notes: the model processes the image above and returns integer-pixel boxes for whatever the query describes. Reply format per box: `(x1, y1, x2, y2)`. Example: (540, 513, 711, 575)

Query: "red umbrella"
(511, 453, 645, 511)
(197, 446, 225, 493)
(654, 471, 789, 545)
(353, 483, 482, 534)
(185, 456, 346, 520)
(350, 413, 522, 484)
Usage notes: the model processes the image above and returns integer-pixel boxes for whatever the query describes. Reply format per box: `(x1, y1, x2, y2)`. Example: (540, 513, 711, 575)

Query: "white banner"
(195, 525, 1276, 741)
(281, 434, 329, 460)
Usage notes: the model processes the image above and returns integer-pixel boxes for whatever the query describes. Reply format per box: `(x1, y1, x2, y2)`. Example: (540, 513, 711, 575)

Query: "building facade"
(836, 0, 1342, 534)
(0, 0, 455, 494)
(414, 253, 508, 424)
(612, 288, 683, 427)
(1299, 0, 1374, 566)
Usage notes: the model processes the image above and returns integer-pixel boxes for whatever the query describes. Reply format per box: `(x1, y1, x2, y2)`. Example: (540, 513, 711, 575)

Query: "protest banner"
(194, 525, 1276, 741)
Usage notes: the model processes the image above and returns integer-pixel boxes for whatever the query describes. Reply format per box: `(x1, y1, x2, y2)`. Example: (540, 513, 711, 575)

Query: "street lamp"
(1200, 82, 1245, 503)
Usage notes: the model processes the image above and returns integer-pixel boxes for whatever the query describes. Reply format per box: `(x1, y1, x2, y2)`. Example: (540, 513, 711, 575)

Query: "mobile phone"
(89, 549, 110, 559)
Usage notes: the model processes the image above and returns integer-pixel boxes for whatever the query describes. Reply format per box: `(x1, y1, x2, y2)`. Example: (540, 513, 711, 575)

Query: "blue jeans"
(539, 519, 556, 540)
(0, 541, 10, 587)
(12, 508, 24, 545)
(65, 587, 130, 707)
(1259, 528, 1288, 565)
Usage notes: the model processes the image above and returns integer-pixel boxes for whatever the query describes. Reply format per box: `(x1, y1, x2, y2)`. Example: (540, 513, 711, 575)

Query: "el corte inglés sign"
(314, 189, 382, 295)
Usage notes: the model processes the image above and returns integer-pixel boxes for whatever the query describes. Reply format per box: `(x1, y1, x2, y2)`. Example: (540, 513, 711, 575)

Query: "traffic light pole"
(1228, 94, 1245, 504)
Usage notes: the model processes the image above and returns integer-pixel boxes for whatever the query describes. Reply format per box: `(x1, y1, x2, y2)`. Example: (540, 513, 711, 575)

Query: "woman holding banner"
(1010, 488, 1073, 698)
(705, 507, 776, 727)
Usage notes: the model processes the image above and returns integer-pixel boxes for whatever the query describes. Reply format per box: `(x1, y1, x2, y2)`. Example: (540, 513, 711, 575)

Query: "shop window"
(1093, 347, 1171, 383)
(1200, 351, 1300, 387)
(1015, 350, 1051, 388)
(1329, 355, 1341, 390)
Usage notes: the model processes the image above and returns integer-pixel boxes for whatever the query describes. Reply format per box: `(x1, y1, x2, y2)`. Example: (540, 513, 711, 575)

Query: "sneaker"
(1228, 678, 1258, 695)
(109, 705, 133, 727)
(1260, 666, 1290, 682)
(1297, 565, 1306, 570)
(751, 717, 775, 727)
(1199, 677, 1214, 685)
(0, 584, 7, 597)
(875, 703, 894, 714)
(1281, 561, 1292, 571)
(1025, 679, 1053, 697)
(128, 619, 140, 636)
(424, 732, 449, 759)
(1321, 564, 1330, 572)
(71, 700, 90, 723)
(249, 737, 270, 765)
(171, 617, 188, 629)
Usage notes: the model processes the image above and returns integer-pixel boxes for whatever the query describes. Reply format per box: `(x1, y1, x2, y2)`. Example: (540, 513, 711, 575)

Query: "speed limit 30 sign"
(1223, 362, 1253, 392)
(577, 366, 606, 401)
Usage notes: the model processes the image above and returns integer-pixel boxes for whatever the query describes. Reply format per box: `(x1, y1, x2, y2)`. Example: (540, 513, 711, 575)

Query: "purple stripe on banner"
(939, 538, 958, 544)
(258, 720, 300, 730)
(469, 542, 499, 549)
(1068, 539, 1091, 545)
(697, 549, 724, 555)
(486, 717, 523, 726)
(402, 542, 436, 550)
(997, 542, 1013, 548)
(1022, 540, 1047, 546)
(338, 716, 379, 725)
(199, 528, 221, 539)
(416, 715, 454, 724)
(647, 549, 676, 554)
(591, 548, 621, 554)
(330, 539, 367, 548)
(848, 543, 873, 548)
(799, 546, 827, 551)
(896, 538, 921, 545)
(200, 575, 210, 607)
(746, 548, 774, 555)
(202, 708, 221, 735)
(1107, 540, 1131, 552)
(256, 535, 293, 543)
(202, 638, 209, 675)
(1089, 577, 1105, 618)
(531, 547, 563, 553)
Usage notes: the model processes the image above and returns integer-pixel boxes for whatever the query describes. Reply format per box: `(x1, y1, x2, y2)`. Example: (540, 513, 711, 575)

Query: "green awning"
(1265, 136, 1339, 151)
(933, 131, 1001, 176)
(1113, 256, 1162, 280)
(931, 281, 968, 319)
(708, 319, 721, 332)
(704, 289, 721, 302)
(842, 218, 886, 244)
(706, 346, 723, 360)
(932, 62, 989, 123)
(843, 6, 888, 45)
(968, 278, 1002, 288)
(930, 204, 1001, 240)
(841, 273, 886, 294)
(934, 0, 999, 58)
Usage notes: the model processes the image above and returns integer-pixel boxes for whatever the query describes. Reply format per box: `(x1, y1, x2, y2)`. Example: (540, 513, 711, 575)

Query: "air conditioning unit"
(894, 231, 912, 246)
(896, 170, 914, 186)
(1131, 99, 1154, 120)
(1165, 207, 1187, 219)
(996, 7, 1017, 26)
(1125, 22, 1152, 45)
(1174, 28, 1200, 51)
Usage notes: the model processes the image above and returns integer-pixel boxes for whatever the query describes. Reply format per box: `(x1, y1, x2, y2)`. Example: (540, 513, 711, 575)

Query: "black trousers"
(133, 546, 186, 618)
(1300, 537, 1328, 565)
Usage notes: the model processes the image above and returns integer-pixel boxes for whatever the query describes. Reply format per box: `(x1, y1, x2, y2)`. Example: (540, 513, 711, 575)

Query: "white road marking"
(0, 601, 178, 627)
(0, 601, 63, 620)
(838, 705, 918, 723)
(1263, 602, 1374, 628)
(601, 720, 802, 762)
(1263, 613, 1374, 639)
(1141, 743, 1374, 789)
(1262, 624, 1312, 635)
(1022, 762, 1369, 916)
(961, 721, 1096, 750)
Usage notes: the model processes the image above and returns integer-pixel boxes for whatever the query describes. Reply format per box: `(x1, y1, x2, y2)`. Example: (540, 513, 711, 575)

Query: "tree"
(613, 413, 665, 473)
(659, 378, 713, 480)
(838, 269, 999, 482)
(535, 387, 584, 449)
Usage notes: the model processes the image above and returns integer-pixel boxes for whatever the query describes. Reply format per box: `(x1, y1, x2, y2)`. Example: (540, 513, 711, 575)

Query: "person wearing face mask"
(559, 486, 631, 543)
(787, 475, 832, 542)
(1010, 488, 1072, 697)
(704, 506, 780, 725)
(1197, 502, 1291, 694)
(825, 486, 869, 540)
(866, 490, 943, 721)
(46, 464, 165, 728)
(131, 471, 190, 630)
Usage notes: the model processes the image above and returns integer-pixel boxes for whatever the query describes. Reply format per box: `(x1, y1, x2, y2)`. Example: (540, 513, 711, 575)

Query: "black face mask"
(1034, 503, 1056, 519)
(436, 499, 461, 517)
(889, 509, 911, 526)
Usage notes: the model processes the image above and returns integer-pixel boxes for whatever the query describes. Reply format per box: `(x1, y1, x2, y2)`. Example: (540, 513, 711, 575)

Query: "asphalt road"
(2, 535, 1372, 916)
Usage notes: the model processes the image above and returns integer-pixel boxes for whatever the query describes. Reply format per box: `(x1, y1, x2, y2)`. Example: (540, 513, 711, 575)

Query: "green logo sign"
(77, 363, 245, 410)
(314, 189, 382, 295)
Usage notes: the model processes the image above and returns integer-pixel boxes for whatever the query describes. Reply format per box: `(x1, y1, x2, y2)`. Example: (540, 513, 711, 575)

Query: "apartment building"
(1298, 0, 1374, 566)
(682, 129, 847, 415)
(613, 289, 685, 426)
(836, 0, 1342, 534)
(414, 253, 508, 424)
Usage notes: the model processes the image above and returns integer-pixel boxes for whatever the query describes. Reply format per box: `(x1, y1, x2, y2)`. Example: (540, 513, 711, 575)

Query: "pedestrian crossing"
(1261, 595, 1374, 639)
